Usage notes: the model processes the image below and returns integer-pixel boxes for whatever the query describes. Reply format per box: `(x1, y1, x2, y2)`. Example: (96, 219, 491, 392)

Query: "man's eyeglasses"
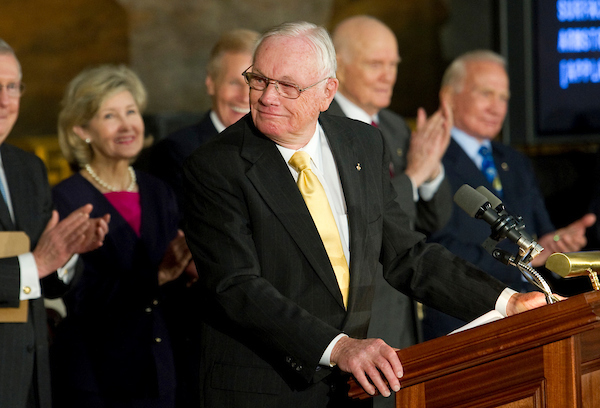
(242, 66, 328, 99)
(0, 82, 25, 98)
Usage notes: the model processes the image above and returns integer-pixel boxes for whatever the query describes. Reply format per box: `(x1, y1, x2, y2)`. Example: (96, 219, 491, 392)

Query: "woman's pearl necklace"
(84, 164, 137, 192)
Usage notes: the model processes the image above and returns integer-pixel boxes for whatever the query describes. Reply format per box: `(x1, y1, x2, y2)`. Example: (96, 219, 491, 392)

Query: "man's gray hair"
(254, 21, 337, 79)
(441, 50, 506, 92)
(0, 38, 21, 80)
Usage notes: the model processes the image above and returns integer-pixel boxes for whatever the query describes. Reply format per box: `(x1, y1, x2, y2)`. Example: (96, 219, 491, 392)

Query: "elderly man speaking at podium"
(182, 22, 553, 408)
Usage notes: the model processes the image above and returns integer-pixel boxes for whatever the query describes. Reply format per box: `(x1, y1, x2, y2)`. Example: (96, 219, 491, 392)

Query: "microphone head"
(475, 186, 503, 210)
(454, 184, 489, 218)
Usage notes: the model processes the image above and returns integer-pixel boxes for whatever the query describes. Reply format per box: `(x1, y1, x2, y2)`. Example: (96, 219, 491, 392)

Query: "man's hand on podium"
(331, 336, 403, 398)
(506, 291, 566, 316)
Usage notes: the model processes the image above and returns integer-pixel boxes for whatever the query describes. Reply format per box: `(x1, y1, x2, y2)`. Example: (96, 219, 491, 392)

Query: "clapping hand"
(405, 101, 453, 187)
(158, 229, 193, 286)
(34, 204, 110, 278)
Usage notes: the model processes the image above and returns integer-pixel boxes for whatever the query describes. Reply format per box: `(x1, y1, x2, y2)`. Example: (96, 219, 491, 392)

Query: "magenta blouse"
(104, 191, 141, 236)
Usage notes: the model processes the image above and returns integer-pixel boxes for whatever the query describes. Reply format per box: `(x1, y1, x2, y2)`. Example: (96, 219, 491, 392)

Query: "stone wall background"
(122, 0, 335, 115)
(1, 0, 493, 138)
(2, 0, 129, 137)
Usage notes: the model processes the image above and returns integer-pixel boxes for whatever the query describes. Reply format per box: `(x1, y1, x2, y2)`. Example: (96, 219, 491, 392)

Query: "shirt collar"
(451, 127, 492, 166)
(334, 92, 378, 125)
(276, 124, 324, 171)
(209, 110, 226, 133)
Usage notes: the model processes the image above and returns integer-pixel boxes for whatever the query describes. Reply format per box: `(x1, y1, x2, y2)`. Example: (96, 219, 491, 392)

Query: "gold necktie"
(289, 151, 349, 307)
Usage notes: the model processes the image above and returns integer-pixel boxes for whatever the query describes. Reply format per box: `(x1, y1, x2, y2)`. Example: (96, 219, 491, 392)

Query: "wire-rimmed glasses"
(242, 66, 328, 99)
(0, 82, 25, 98)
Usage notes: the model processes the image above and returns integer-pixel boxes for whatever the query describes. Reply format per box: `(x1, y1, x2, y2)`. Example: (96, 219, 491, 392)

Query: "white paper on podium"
(449, 310, 505, 335)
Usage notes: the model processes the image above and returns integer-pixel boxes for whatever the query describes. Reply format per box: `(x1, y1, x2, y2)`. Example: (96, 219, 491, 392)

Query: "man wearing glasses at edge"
(0, 38, 109, 408)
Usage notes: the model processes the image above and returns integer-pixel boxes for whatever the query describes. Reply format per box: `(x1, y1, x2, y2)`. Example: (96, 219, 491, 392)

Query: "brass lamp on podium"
(545, 251, 600, 291)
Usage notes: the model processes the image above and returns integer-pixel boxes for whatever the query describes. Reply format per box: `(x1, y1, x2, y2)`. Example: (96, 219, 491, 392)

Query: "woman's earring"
(85, 138, 91, 144)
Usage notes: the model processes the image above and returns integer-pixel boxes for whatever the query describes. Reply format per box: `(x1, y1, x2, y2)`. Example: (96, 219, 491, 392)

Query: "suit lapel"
(0, 197, 13, 230)
(319, 114, 370, 311)
(194, 112, 219, 146)
(0, 146, 18, 230)
(446, 139, 491, 190)
(241, 118, 346, 307)
(88, 174, 139, 249)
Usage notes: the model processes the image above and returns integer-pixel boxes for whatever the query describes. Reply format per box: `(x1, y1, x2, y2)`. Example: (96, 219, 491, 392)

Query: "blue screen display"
(535, 0, 600, 135)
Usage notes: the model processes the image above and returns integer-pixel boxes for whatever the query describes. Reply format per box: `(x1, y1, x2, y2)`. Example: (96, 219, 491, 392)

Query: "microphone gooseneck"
(454, 184, 555, 304)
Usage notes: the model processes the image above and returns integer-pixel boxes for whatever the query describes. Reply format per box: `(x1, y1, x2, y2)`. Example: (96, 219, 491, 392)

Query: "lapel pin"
(356, 163, 361, 171)
(501, 162, 509, 171)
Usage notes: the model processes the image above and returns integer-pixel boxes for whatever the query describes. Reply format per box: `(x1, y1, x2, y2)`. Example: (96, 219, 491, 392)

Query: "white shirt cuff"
(409, 176, 419, 202)
(57, 254, 79, 285)
(18, 252, 42, 300)
(495, 287, 518, 317)
(418, 164, 445, 202)
(320, 333, 348, 367)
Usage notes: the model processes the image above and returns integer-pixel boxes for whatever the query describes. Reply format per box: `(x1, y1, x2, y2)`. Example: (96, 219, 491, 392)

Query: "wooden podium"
(348, 291, 600, 407)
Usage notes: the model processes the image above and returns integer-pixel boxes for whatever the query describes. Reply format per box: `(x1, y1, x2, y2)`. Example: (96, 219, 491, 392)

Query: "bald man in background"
(327, 15, 452, 363)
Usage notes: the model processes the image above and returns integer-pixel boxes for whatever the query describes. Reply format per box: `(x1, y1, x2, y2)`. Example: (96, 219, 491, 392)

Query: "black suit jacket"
(50, 171, 180, 404)
(0, 143, 57, 408)
(149, 111, 218, 213)
(182, 113, 506, 407)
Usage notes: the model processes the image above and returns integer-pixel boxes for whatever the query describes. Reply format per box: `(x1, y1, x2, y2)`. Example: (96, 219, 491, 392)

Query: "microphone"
(474, 186, 543, 257)
(453, 184, 543, 262)
(453, 184, 500, 225)
(475, 186, 504, 214)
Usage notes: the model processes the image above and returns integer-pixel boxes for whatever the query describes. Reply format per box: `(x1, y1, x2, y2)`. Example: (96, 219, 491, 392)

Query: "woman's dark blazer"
(50, 170, 180, 403)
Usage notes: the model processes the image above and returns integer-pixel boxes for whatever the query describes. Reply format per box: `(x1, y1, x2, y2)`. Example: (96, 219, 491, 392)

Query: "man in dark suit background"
(423, 49, 596, 340)
(326, 15, 452, 367)
(150, 28, 259, 211)
(0, 39, 110, 408)
(182, 22, 550, 408)
(329, 15, 452, 235)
